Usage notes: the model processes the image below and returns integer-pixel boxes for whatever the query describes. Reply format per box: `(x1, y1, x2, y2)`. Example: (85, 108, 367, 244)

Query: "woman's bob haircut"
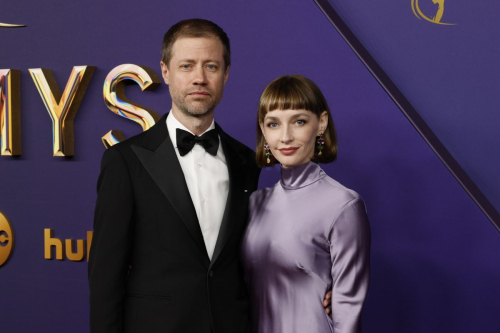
(256, 74, 337, 167)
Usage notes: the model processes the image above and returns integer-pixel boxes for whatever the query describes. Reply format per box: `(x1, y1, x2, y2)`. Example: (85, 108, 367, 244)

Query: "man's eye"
(180, 64, 191, 69)
(206, 64, 217, 70)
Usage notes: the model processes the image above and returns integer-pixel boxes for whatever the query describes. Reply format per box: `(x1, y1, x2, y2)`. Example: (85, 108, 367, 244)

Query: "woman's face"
(260, 109, 328, 168)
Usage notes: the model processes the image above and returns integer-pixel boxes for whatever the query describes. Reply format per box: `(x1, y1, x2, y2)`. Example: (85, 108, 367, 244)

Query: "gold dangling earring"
(316, 133, 325, 156)
(264, 143, 271, 164)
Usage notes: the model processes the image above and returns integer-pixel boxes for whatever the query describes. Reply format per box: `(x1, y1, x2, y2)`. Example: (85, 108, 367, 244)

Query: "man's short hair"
(161, 18, 231, 69)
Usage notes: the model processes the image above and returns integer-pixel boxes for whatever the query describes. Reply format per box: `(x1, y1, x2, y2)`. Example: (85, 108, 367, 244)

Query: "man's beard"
(171, 87, 223, 118)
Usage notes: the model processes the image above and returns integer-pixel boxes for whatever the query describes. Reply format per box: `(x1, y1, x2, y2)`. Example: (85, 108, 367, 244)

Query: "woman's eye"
(267, 122, 278, 128)
(296, 119, 306, 125)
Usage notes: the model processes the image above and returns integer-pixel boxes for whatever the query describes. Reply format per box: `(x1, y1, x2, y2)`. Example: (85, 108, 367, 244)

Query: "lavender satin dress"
(241, 162, 370, 333)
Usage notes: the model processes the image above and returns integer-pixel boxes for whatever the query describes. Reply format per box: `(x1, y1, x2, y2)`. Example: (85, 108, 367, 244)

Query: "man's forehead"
(171, 36, 222, 53)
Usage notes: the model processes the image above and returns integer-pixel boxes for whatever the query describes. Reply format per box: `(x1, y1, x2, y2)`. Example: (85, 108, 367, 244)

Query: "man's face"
(161, 36, 229, 118)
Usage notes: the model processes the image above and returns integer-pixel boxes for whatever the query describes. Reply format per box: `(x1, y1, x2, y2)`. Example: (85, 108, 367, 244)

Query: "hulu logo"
(44, 229, 93, 262)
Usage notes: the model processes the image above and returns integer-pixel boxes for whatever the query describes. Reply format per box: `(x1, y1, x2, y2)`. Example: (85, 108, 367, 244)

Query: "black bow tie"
(176, 128, 219, 157)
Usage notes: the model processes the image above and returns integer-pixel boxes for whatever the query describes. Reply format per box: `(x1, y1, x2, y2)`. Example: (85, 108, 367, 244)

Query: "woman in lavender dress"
(241, 75, 370, 333)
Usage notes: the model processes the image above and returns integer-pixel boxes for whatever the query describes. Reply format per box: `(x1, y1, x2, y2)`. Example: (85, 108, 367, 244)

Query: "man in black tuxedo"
(89, 19, 260, 333)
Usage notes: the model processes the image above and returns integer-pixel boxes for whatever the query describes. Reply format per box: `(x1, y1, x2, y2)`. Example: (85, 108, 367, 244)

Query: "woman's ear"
(319, 111, 328, 134)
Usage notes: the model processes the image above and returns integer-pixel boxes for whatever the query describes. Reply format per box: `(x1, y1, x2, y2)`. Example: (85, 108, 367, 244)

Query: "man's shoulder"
(109, 129, 149, 151)
(99, 132, 145, 166)
(217, 125, 254, 156)
(108, 114, 169, 153)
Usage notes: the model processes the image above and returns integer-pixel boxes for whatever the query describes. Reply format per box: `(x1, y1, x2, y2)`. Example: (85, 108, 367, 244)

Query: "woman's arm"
(328, 198, 371, 333)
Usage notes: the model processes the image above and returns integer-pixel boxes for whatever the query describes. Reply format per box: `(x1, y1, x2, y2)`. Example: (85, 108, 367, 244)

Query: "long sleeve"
(329, 198, 371, 333)
(88, 147, 135, 333)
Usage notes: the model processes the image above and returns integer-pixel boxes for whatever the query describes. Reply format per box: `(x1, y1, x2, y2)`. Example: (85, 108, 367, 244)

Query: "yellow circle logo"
(0, 211, 14, 266)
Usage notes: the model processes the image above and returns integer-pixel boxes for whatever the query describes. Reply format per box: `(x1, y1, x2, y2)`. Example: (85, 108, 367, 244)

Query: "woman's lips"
(278, 147, 299, 155)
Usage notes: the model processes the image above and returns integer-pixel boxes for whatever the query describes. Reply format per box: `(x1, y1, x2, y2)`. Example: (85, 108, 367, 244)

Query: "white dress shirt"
(166, 112, 229, 259)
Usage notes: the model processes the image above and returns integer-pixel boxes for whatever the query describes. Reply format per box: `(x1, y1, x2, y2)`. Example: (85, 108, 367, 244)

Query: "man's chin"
(182, 106, 214, 117)
(173, 98, 220, 118)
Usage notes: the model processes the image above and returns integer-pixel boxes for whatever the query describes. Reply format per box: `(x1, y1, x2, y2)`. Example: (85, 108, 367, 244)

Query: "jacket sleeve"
(329, 198, 371, 333)
(88, 147, 135, 333)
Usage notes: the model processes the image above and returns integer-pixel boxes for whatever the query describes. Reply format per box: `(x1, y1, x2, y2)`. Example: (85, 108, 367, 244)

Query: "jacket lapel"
(210, 124, 248, 269)
(131, 114, 209, 261)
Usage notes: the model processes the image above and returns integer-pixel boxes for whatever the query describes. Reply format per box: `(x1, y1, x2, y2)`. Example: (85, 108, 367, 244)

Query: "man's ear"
(160, 61, 169, 85)
(223, 65, 230, 86)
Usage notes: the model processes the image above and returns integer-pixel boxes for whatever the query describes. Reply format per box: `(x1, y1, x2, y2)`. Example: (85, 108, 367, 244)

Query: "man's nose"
(192, 66, 207, 85)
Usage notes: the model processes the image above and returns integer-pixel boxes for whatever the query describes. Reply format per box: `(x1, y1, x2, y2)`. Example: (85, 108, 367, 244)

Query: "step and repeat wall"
(1, 0, 499, 332)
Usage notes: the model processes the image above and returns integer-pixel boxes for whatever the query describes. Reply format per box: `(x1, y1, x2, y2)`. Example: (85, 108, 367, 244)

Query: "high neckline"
(280, 161, 325, 190)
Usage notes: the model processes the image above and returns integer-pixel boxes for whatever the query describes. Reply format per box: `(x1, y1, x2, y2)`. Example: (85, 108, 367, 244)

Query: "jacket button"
(209, 270, 214, 278)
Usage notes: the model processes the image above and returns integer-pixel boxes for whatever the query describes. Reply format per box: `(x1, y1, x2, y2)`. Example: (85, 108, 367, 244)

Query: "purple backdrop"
(324, 0, 500, 217)
(0, 0, 499, 332)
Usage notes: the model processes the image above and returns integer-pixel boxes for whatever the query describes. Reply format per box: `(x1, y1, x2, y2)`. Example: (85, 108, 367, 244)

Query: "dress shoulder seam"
(328, 198, 361, 236)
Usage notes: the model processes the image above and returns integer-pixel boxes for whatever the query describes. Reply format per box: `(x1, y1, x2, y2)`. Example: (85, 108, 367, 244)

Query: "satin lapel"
(131, 117, 209, 261)
(210, 132, 246, 269)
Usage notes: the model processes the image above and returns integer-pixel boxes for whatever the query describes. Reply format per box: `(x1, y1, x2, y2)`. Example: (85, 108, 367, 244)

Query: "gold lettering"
(65, 239, 85, 261)
(0, 69, 21, 156)
(43, 229, 93, 262)
(29, 66, 95, 156)
(87, 231, 93, 261)
(102, 64, 161, 148)
(44, 228, 63, 260)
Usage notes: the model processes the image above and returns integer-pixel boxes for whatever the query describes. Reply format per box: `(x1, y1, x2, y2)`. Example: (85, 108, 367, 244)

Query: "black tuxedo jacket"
(89, 114, 260, 333)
